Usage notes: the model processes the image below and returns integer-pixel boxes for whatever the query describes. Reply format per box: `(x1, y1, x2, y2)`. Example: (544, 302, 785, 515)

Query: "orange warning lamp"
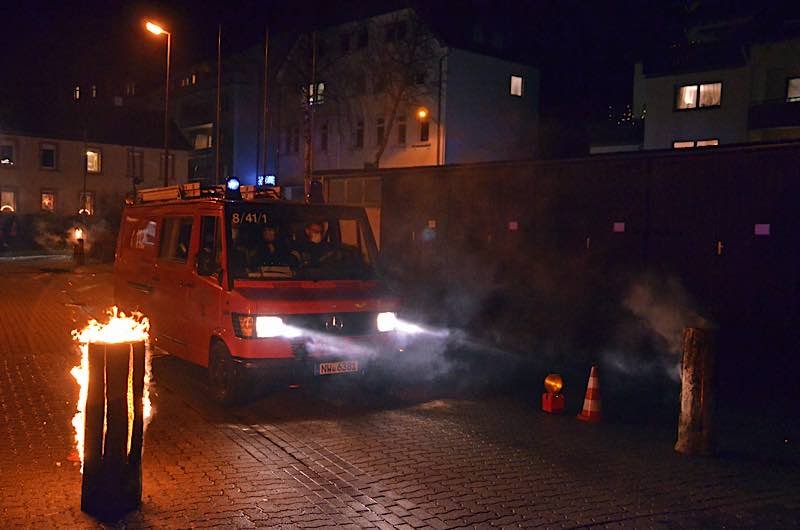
(544, 374, 563, 394)
(541, 373, 565, 413)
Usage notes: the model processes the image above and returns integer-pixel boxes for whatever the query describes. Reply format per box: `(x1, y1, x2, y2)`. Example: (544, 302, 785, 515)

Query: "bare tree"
(351, 11, 443, 167)
(276, 9, 444, 177)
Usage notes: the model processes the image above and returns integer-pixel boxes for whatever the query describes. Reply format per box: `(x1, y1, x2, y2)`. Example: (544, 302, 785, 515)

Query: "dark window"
(320, 122, 328, 152)
(159, 153, 175, 181)
(41, 143, 57, 169)
(397, 115, 406, 145)
(127, 149, 143, 184)
(78, 191, 94, 215)
(415, 71, 426, 85)
(159, 216, 193, 262)
(376, 118, 385, 146)
(357, 27, 368, 48)
(317, 38, 326, 57)
(420, 120, 429, 142)
(386, 22, 407, 42)
(284, 130, 291, 153)
(292, 127, 300, 153)
(340, 33, 350, 53)
(355, 120, 364, 149)
(0, 143, 15, 166)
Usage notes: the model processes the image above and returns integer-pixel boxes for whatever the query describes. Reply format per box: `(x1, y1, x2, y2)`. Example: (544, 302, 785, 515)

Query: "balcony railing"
(749, 99, 800, 130)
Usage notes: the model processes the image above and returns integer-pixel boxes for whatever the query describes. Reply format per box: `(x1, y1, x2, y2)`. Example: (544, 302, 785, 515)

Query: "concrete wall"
(0, 133, 188, 217)
(377, 143, 800, 408)
(641, 66, 751, 149)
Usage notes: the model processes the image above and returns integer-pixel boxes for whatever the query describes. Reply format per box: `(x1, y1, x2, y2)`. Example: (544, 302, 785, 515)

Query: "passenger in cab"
(254, 224, 295, 267)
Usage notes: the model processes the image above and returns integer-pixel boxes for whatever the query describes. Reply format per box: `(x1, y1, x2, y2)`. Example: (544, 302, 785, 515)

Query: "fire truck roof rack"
(136, 182, 282, 204)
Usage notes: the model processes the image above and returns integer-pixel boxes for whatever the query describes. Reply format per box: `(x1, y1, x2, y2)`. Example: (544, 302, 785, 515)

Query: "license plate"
(318, 361, 359, 375)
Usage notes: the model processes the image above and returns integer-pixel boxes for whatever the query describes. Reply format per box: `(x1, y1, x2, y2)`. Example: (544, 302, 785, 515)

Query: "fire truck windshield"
(227, 204, 377, 281)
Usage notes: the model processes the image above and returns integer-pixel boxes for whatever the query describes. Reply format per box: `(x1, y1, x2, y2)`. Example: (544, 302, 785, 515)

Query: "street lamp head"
(416, 107, 429, 120)
(145, 21, 168, 36)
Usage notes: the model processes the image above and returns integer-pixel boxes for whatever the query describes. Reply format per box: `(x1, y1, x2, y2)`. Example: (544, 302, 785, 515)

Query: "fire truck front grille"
(284, 312, 376, 337)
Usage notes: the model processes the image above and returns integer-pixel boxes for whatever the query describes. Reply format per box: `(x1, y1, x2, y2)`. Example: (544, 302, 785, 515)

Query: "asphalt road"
(0, 257, 798, 528)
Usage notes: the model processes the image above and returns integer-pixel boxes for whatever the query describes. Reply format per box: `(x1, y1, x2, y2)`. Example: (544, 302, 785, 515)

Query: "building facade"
(0, 133, 188, 218)
(635, 36, 800, 151)
(171, 49, 264, 187)
(271, 9, 539, 197)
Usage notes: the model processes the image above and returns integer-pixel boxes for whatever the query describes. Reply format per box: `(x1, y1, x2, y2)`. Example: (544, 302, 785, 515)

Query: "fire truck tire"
(208, 341, 248, 406)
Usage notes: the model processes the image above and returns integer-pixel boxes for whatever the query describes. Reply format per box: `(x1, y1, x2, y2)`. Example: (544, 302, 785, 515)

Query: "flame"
(71, 307, 152, 472)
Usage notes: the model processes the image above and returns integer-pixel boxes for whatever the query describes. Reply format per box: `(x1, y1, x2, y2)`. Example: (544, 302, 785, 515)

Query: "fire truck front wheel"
(208, 341, 249, 405)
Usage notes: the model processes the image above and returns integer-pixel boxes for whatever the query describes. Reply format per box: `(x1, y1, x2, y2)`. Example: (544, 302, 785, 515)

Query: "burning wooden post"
(72, 227, 85, 266)
(675, 326, 715, 455)
(72, 309, 152, 520)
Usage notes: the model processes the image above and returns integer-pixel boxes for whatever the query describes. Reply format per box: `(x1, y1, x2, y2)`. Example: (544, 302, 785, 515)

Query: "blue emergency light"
(225, 177, 242, 199)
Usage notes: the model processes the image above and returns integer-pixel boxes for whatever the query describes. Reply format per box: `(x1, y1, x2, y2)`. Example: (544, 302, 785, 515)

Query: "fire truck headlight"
(256, 316, 285, 338)
(376, 312, 398, 332)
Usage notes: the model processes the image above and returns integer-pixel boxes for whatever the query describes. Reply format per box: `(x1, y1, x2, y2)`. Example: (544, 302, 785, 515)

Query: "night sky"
(2, 1, 794, 122)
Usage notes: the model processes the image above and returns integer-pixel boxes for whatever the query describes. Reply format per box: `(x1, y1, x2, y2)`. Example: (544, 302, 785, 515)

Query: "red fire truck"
(113, 182, 401, 403)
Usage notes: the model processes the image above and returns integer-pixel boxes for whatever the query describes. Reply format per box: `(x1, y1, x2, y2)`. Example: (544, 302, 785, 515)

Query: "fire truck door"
(152, 215, 194, 358)
(186, 215, 224, 366)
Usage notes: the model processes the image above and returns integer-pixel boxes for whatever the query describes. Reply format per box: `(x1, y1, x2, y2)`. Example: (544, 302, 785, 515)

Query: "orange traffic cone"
(577, 365, 602, 422)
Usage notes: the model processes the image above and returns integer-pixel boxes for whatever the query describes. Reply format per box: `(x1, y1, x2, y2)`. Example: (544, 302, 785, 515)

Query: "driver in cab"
(254, 224, 295, 268)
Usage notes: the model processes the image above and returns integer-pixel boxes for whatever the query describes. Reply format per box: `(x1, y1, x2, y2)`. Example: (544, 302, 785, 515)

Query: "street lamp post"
(145, 21, 172, 187)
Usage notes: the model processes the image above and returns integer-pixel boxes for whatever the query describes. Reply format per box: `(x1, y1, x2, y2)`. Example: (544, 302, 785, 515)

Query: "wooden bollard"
(74, 238, 85, 266)
(675, 327, 715, 455)
(81, 341, 145, 520)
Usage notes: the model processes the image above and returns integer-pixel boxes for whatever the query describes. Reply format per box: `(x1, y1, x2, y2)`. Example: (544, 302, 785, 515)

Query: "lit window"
(191, 73, 197, 85)
(676, 82, 722, 109)
(306, 82, 325, 105)
(787, 77, 800, 102)
(125, 82, 136, 96)
(0, 190, 16, 212)
(73, 85, 80, 100)
(41, 143, 57, 169)
(510, 75, 523, 97)
(41, 191, 55, 212)
(91, 85, 97, 98)
(0, 143, 15, 166)
(673, 139, 719, 149)
(86, 148, 101, 173)
(194, 134, 212, 150)
(79, 192, 95, 215)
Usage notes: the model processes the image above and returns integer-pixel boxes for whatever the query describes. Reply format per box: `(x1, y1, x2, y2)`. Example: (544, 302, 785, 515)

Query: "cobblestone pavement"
(1, 257, 798, 528)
